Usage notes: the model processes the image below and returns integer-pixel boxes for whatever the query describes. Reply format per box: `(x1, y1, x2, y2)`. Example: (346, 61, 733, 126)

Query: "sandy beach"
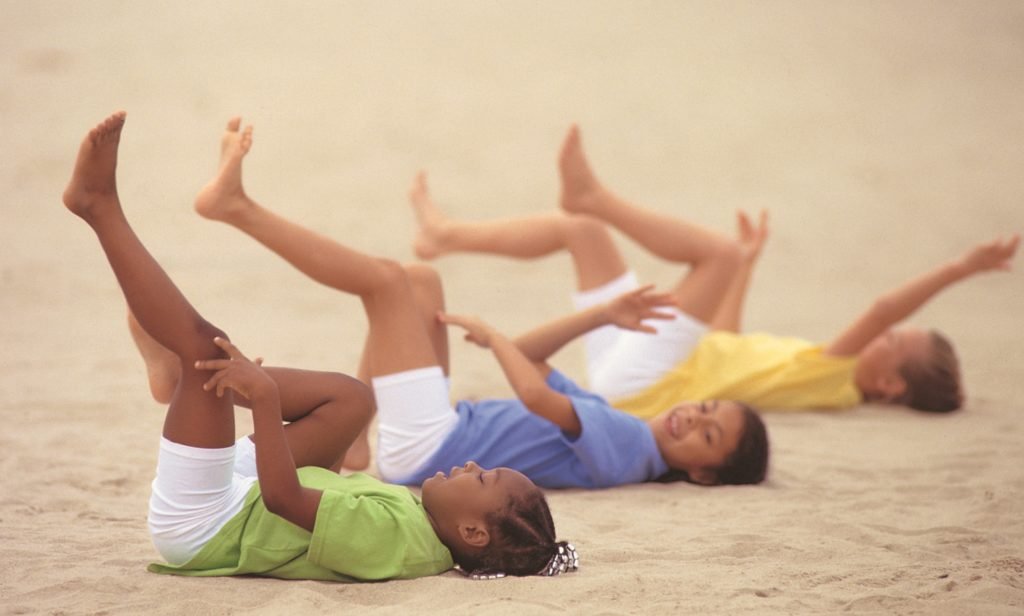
(2, 2, 1023, 614)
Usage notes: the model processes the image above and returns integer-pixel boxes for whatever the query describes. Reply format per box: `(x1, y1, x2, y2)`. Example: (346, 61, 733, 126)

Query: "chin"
(420, 475, 439, 494)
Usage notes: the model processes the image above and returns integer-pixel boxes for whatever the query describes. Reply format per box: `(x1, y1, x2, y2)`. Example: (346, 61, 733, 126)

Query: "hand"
(737, 209, 769, 264)
(194, 337, 278, 402)
(437, 312, 495, 348)
(959, 234, 1019, 275)
(605, 285, 677, 333)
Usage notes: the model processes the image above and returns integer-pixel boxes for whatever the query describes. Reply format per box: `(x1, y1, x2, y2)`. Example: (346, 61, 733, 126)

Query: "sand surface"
(2, 2, 1023, 614)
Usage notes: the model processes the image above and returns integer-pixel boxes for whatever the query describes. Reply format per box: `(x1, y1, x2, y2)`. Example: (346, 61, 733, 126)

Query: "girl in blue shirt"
(186, 117, 769, 490)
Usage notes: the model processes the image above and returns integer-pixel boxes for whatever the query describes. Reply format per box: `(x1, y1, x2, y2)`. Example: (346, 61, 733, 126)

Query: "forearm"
(827, 258, 970, 355)
(250, 393, 320, 530)
(491, 333, 557, 398)
(513, 304, 609, 362)
(490, 332, 581, 434)
(709, 261, 755, 332)
(874, 259, 969, 323)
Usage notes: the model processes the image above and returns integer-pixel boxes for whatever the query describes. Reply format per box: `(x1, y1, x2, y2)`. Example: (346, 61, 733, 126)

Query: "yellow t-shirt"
(612, 331, 861, 419)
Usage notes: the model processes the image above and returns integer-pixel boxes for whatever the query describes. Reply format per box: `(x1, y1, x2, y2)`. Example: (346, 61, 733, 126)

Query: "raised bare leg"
(63, 111, 234, 449)
(409, 171, 627, 290)
(344, 262, 451, 471)
(558, 124, 742, 322)
(195, 119, 438, 379)
(127, 309, 181, 404)
(128, 308, 372, 470)
(708, 210, 769, 332)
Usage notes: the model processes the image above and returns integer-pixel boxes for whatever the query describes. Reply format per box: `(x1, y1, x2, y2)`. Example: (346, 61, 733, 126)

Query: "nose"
(686, 406, 712, 426)
(465, 461, 481, 472)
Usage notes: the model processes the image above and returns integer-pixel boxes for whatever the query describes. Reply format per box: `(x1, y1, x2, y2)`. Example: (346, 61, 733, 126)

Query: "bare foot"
(194, 117, 255, 222)
(127, 310, 181, 404)
(62, 111, 127, 220)
(558, 124, 607, 216)
(408, 171, 451, 260)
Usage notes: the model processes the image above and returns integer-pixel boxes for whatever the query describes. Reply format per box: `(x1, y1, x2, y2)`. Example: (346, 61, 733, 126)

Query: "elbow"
(261, 494, 289, 518)
(517, 385, 548, 410)
(260, 488, 301, 519)
(869, 296, 900, 322)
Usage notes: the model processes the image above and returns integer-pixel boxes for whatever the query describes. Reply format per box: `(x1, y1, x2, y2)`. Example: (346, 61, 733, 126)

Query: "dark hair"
(897, 330, 963, 413)
(453, 487, 564, 577)
(655, 404, 770, 486)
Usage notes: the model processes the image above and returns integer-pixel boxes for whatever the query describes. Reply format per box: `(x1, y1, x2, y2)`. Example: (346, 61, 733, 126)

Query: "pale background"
(2, 2, 1023, 614)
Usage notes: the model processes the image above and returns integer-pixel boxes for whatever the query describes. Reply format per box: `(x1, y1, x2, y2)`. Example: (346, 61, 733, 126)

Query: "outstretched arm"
(825, 234, 1020, 356)
(439, 313, 583, 437)
(514, 285, 677, 363)
(709, 210, 769, 333)
(196, 337, 323, 532)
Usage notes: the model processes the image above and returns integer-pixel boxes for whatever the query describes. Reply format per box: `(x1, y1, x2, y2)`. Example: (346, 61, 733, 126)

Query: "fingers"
(737, 210, 752, 237)
(212, 336, 249, 361)
(1004, 233, 1021, 256)
(646, 309, 677, 321)
(646, 292, 678, 308)
(437, 311, 466, 328)
(631, 286, 678, 308)
(202, 369, 229, 396)
(738, 209, 769, 244)
(194, 358, 230, 371)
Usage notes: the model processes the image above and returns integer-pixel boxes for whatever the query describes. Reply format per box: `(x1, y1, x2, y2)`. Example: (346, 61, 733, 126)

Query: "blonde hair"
(897, 330, 963, 413)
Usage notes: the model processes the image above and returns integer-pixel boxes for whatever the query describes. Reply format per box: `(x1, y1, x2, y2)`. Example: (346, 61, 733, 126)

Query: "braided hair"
(456, 486, 577, 578)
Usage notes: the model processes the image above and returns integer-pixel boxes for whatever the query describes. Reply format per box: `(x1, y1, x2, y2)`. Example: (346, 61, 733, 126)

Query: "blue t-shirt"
(396, 370, 669, 489)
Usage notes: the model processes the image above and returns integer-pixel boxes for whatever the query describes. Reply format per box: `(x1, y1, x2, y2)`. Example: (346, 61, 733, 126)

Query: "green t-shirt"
(148, 467, 454, 582)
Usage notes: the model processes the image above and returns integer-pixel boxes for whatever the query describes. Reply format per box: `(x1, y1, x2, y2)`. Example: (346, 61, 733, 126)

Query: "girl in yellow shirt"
(408, 125, 1018, 417)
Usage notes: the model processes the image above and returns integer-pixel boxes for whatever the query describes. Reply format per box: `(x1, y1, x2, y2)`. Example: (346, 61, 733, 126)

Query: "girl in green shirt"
(62, 111, 576, 582)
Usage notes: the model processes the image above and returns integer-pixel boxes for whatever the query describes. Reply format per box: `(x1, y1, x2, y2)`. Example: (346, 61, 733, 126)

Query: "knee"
(402, 262, 442, 294)
(372, 258, 412, 292)
(562, 215, 610, 246)
(178, 319, 230, 361)
(322, 374, 376, 429)
(337, 374, 375, 420)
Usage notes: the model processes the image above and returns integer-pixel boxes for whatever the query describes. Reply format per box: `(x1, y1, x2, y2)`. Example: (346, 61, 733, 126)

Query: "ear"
(688, 468, 720, 486)
(876, 373, 908, 402)
(457, 522, 491, 548)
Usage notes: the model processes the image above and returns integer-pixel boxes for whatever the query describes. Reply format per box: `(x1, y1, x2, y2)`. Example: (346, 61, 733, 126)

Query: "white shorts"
(148, 436, 258, 566)
(373, 366, 459, 483)
(572, 271, 709, 401)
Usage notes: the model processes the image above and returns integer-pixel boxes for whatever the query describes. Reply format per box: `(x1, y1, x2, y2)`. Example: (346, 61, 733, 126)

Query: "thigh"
(238, 367, 368, 422)
(404, 262, 450, 375)
(362, 261, 441, 378)
(562, 215, 629, 291)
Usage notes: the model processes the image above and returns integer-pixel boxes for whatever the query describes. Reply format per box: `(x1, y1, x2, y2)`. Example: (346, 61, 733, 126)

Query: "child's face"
(421, 461, 536, 546)
(856, 327, 932, 397)
(647, 400, 746, 484)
